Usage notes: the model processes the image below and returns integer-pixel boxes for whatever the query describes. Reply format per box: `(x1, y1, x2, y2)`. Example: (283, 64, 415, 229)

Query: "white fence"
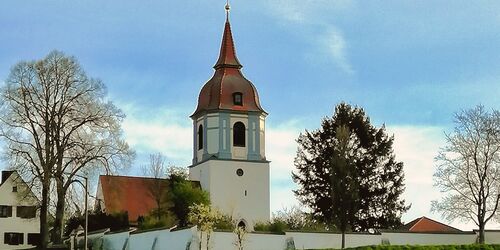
(75, 228, 500, 250)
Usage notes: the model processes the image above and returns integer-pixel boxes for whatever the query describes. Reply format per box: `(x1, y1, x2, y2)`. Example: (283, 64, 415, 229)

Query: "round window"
(236, 168, 244, 176)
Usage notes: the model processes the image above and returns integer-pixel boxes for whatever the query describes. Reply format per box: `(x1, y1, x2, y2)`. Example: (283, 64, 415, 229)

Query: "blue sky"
(1, 0, 500, 230)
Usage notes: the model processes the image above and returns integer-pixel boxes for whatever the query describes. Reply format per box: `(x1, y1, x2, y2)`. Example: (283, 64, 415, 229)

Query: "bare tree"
(0, 51, 133, 246)
(432, 105, 500, 243)
(141, 152, 168, 221)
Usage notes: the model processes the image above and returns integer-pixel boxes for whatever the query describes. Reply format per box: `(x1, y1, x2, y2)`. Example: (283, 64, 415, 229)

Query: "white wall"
(484, 231, 500, 244)
(288, 232, 381, 249)
(190, 160, 270, 230)
(0, 172, 40, 250)
(128, 228, 169, 250)
(381, 232, 477, 245)
(209, 231, 286, 250)
(91, 227, 500, 250)
(102, 231, 130, 250)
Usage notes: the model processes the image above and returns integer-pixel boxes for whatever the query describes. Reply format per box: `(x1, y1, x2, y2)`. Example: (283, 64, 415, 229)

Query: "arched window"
(233, 122, 245, 147)
(233, 92, 243, 106)
(198, 125, 203, 150)
(237, 220, 246, 230)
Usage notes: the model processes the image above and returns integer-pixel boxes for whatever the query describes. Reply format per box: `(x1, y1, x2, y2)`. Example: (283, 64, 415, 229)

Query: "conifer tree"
(292, 103, 409, 238)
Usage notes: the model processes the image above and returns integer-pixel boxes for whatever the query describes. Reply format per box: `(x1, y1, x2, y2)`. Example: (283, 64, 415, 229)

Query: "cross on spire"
(225, 0, 230, 20)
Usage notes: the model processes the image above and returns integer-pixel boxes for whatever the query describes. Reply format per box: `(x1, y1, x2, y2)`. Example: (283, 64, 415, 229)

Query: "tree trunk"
(478, 222, 485, 244)
(51, 179, 66, 244)
(39, 180, 50, 249)
(341, 230, 345, 249)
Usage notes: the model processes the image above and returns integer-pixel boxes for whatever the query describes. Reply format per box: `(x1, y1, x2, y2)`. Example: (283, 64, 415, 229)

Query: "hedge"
(308, 245, 500, 250)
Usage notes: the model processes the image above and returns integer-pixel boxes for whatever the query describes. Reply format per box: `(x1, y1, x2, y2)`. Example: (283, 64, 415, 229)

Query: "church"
(96, 4, 270, 230)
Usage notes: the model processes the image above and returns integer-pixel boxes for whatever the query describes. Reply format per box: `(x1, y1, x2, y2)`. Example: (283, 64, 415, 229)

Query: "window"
(4, 232, 23, 245)
(198, 125, 203, 150)
(233, 122, 245, 147)
(233, 92, 243, 106)
(27, 233, 40, 246)
(0, 206, 12, 218)
(237, 221, 246, 230)
(12, 186, 17, 192)
(17, 206, 36, 219)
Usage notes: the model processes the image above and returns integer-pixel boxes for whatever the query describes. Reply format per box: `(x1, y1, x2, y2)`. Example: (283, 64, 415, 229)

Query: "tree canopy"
(0, 51, 133, 246)
(293, 102, 409, 236)
(432, 105, 500, 243)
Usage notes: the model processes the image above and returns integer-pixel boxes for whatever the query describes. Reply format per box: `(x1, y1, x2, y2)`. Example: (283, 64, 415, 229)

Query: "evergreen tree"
(292, 103, 409, 235)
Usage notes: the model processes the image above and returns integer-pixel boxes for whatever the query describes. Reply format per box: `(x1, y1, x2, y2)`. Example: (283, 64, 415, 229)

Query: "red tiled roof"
(191, 18, 266, 117)
(402, 216, 462, 232)
(98, 175, 200, 223)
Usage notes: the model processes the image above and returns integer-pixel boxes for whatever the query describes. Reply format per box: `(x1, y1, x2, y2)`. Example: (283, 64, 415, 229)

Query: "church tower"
(189, 4, 270, 229)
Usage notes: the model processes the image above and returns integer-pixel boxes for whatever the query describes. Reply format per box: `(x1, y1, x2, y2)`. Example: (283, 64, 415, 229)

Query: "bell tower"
(189, 4, 270, 229)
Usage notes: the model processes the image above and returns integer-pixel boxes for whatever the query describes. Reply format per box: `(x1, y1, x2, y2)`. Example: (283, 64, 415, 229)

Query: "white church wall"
(204, 160, 270, 229)
(189, 161, 211, 191)
(381, 232, 477, 245)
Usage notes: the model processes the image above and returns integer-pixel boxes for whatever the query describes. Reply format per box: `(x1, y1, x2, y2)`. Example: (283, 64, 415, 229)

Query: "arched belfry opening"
(233, 122, 245, 147)
(198, 124, 203, 150)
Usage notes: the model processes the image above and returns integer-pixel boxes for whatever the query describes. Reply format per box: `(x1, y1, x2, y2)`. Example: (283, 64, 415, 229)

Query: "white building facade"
(0, 171, 40, 249)
(189, 15, 270, 230)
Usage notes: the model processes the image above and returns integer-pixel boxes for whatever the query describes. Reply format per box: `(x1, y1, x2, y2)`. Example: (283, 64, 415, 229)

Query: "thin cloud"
(322, 28, 354, 74)
(262, 0, 355, 74)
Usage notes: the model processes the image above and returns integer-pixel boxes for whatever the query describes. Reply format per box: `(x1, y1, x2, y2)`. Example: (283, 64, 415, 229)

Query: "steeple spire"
(214, 1, 242, 70)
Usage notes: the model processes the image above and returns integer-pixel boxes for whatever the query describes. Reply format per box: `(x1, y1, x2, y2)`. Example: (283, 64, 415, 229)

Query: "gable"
(98, 175, 201, 223)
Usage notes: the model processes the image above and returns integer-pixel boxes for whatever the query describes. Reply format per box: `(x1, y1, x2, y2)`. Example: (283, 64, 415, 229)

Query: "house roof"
(98, 175, 200, 223)
(400, 216, 462, 232)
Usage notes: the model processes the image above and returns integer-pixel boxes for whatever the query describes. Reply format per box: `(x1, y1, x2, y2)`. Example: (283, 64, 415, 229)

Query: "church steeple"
(191, 4, 266, 118)
(188, 3, 271, 230)
(213, 5, 242, 70)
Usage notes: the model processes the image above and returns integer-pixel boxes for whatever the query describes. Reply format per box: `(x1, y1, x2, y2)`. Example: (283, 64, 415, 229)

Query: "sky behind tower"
(1, 0, 500, 230)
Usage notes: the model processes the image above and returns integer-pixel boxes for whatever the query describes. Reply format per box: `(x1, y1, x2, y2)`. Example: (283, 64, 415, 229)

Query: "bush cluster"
(309, 245, 500, 250)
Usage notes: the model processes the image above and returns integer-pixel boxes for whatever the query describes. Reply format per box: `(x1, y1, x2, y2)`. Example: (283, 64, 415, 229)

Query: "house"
(95, 175, 200, 223)
(400, 216, 462, 232)
(0, 170, 40, 249)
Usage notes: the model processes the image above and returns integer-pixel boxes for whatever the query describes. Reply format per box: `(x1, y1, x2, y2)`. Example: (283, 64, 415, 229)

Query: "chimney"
(1, 171, 14, 184)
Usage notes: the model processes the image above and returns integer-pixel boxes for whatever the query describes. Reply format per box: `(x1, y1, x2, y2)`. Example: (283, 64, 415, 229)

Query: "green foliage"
(214, 214, 234, 230)
(170, 178, 210, 227)
(64, 209, 129, 236)
(137, 208, 178, 230)
(306, 245, 500, 250)
(293, 102, 409, 232)
(254, 207, 328, 233)
(188, 203, 224, 250)
(272, 206, 327, 231)
(255, 220, 288, 233)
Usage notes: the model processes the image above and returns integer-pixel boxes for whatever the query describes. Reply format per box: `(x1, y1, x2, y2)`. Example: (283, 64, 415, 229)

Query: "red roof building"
(95, 175, 200, 223)
(401, 216, 462, 232)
